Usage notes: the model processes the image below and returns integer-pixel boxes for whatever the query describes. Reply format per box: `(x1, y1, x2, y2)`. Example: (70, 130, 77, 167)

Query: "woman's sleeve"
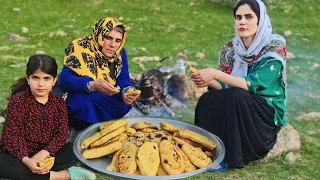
(1, 98, 30, 160)
(244, 60, 283, 94)
(216, 47, 228, 89)
(116, 49, 134, 93)
(58, 65, 94, 93)
(43, 99, 69, 155)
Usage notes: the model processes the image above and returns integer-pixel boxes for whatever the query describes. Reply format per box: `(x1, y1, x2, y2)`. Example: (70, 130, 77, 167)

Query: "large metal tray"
(73, 117, 225, 180)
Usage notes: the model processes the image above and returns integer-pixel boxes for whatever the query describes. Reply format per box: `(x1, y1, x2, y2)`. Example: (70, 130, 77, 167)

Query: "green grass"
(1, 0, 320, 179)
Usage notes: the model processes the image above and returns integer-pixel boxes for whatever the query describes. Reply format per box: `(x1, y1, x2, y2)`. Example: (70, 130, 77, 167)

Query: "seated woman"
(191, 0, 287, 170)
(58, 17, 139, 141)
(0, 54, 95, 180)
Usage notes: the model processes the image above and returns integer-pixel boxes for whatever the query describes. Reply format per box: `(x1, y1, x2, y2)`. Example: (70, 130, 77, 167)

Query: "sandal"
(207, 161, 229, 172)
(68, 166, 96, 180)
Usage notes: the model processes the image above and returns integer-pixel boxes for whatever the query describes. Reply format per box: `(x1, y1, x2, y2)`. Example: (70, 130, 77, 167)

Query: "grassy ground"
(1, 0, 320, 179)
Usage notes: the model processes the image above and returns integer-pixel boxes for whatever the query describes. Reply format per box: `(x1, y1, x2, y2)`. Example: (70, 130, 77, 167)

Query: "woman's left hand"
(123, 94, 139, 105)
(191, 68, 220, 85)
(196, 80, 214, 88)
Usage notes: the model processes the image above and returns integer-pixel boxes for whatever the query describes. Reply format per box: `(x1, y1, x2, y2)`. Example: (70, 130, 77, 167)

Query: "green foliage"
(0, 0, 319, 179)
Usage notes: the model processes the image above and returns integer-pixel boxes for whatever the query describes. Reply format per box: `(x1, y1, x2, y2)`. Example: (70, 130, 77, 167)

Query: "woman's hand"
(123, 94, 139, 105)
(31, 150, 50, 162)
(191, 68, 221, 86)
(90, 80, 120, 96)
(196, 80, 215, 88)
(22, 157, 50, 174)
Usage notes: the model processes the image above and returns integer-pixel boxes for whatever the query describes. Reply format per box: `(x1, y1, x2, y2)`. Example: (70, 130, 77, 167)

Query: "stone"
(195, 52, 205, 59)
(36, 50, 46, 55)
(286, 152, 298, 163)
(0, 116, 5, 124)
(311, 63, 319, 69)
(297, 112, 320, 121)
(284, 31, 292, 37)
(13, 8, 20, 12)
(286, 52, 295, 59)
(10, 62, 26, 68)
(22, 27, 29, 33)
(265, 124, 301, 159)
(184, 61, 197, 67)
(8, 33, 26, 41)
(0, 46, 11, 51)
(49, 30, 67, 37)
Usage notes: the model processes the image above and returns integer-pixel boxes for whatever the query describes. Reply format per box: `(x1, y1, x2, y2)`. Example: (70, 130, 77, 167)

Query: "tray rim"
(73, 117, 225, 180)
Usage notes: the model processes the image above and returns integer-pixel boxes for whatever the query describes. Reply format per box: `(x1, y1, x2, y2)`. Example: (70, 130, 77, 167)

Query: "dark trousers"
(68, 117, 93, 131)
(195, 88, 279, 168)
(0, 143, 78, 180)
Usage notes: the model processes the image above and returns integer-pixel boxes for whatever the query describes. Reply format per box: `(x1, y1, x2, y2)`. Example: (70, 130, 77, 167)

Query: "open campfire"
(130, 69, 188, 117)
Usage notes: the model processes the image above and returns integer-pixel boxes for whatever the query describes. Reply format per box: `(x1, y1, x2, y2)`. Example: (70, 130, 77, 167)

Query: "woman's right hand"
(22, 157, 49, 174)
(90, 80, 120, 96)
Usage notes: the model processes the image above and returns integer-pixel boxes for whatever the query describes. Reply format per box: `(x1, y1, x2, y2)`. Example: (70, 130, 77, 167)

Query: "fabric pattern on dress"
(0, 88, 69, 159)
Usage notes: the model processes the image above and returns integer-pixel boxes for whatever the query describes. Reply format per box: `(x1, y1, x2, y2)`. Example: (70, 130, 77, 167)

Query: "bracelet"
(86, 82, 95, 92)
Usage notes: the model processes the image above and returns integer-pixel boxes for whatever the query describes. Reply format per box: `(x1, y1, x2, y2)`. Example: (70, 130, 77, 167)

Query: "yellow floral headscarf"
(64, 17, 126, 85)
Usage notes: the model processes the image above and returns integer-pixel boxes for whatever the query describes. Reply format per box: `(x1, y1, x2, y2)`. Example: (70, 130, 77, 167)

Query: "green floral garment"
(218, 57, 287, 127)
(245, 57, 287, 127)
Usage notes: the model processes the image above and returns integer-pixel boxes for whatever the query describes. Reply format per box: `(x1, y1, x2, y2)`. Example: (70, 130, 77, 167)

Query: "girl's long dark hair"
(9, 54, 58, 99)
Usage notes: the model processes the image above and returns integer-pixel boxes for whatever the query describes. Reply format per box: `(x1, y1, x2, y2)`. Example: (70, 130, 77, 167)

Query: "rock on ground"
(265, 124, 301, 160)
(297, 112, 320, 121)
(8, 33, 26, 41)
(286, 152, 301, 163)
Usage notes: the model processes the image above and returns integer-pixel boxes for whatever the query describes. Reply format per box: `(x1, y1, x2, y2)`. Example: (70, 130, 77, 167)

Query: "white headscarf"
(220, 0, 287, 87)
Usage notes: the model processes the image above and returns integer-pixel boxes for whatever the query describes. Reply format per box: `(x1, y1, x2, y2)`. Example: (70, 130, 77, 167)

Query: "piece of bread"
(38, 156, 55, 170)
(157, 163, 168, 176)
(136, 142, 160, 176)
(189, 66, 198, 73)
(125, 88, 141, 96)
(118, 144, 139, 174)
(174, 146, 197, 172)
(159, 121, 179, 132)
(140, 127, 158, 133)
(131, 122, 153, 130)
(114, 86, 120, 91)
(83, 141, 122, 159)
(99, 120, 116, 131)
(81, 119, 127, 149)
(159, 140, 185, 175)
(178, 129, 216, 149)
(106, 147, 125, 172)
(90, 126, 126, 148)
(172, 136, 189, 146)
(125, 128, 136, 136)
(181, 144, 209, 168)
(146, 130, 172, 144)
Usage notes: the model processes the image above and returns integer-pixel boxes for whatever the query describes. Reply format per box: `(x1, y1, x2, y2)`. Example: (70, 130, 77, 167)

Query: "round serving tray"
(73, 117, 225, 180)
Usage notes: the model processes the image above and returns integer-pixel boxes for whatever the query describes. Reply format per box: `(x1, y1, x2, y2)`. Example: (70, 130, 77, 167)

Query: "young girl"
(0, 54, 95, 180)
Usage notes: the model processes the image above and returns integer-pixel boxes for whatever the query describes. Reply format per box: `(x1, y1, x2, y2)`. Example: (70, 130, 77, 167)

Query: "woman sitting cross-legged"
(57, 17, 140, 141)
(191, 0, 287, 171)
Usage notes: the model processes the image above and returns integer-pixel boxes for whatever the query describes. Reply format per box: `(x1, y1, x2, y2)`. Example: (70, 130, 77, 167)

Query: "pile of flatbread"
(81, 119, 216, 176)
